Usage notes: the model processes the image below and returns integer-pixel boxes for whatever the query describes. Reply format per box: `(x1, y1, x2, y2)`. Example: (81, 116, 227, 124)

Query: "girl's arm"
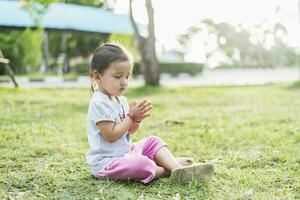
(97, 115, 134, 143)
(128, 122, 140, 134)
(98, 100, 151, 142)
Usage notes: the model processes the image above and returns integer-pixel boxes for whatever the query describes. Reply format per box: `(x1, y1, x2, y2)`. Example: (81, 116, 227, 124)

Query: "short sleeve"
(89, 100, 115, 125)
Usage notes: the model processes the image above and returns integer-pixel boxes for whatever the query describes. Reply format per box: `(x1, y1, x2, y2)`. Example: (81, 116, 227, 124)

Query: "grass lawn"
(0, 73, 81, 82)
(0, 83, 299, 199)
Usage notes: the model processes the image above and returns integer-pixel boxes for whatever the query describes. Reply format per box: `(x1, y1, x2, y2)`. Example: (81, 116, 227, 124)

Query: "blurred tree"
(257, 3, 299, 68)
(66, 0, 115, 9)
(46, 32, 109, 71)
(178, 18, 298, 69)
(17, 28, 44, 72)
(0, 0, 138, 75)
(21, 0, 58, 25)
(0, 29, 43, 73)
(20, 0, 58, 73)
(177, 26, 201, 61)
(0, 3, 41, 74)
(108, 33, 139, 59)
(129, 0, 159, 86)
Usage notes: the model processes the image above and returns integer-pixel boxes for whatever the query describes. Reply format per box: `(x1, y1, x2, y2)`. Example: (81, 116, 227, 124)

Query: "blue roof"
(0, 0, 134, 34)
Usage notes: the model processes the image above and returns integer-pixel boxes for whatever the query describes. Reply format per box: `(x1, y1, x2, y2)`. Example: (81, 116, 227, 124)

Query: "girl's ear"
(91, 70, 101, 91)
(91, 70, 101, 81)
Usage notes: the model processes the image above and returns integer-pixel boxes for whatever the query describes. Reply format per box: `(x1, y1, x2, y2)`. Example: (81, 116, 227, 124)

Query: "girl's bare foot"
(155, 158, 194, 178)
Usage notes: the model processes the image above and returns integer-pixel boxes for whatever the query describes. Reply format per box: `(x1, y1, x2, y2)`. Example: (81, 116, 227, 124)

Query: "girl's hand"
(129, 100, 152, 122)
(129, 101, 137, 110)
(135, 100, 152, 122)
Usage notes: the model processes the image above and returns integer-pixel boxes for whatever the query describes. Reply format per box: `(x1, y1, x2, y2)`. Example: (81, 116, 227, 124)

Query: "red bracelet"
(127, 113, 134, 121)
(127, 113, 141, 123)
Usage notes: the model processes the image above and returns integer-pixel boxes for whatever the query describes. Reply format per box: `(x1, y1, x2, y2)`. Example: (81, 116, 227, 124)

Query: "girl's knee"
(132, 156, 156, 179)
(134, 156, 156, 169)
(147, 135, 164, 143)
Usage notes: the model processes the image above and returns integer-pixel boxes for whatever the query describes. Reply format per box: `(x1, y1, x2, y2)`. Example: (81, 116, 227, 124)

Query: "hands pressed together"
(128, 100, 152, 123)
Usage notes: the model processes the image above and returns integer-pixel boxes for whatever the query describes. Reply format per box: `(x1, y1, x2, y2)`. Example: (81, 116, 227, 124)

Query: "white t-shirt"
(86, 91, 131, 175)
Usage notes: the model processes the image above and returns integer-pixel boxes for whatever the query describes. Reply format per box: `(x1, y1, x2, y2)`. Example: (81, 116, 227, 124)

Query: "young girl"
(86, 43, 214, 184)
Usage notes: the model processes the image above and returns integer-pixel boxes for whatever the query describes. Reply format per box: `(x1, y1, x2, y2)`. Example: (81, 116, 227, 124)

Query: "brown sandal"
(170, 163, 214, 182)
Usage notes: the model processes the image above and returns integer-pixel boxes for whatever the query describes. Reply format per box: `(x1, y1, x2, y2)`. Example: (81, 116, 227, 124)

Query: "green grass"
(0, 83, 299, 199)
(0, 73, 81, 82)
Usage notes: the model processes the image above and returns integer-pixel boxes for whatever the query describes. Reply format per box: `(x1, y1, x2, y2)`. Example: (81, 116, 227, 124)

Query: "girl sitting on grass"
(86, 43, 214, 184)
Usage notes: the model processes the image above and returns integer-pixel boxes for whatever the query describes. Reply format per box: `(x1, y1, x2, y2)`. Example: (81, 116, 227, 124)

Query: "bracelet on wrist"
(127, 113, 141, 123)
(127, 113, 134, 121)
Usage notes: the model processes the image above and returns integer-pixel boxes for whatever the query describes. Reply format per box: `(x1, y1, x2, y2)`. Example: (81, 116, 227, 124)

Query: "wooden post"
(62, 32, 68, 73)
(42, 30, 49, 72)
(0, 50, 18, 88)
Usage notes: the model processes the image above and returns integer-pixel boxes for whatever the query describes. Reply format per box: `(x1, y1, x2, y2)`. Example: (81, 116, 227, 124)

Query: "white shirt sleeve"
(89, 100, 115, 125)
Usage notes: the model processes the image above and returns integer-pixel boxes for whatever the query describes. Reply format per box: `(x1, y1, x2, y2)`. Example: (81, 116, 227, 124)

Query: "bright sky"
(114, 0, 300, 61)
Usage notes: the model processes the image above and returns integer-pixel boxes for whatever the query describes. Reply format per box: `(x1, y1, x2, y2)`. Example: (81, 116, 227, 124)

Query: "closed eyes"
(113, 75, 131, 79)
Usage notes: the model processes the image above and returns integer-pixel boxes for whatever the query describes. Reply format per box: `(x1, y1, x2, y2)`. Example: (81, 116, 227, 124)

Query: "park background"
(0, 0, 300, 199)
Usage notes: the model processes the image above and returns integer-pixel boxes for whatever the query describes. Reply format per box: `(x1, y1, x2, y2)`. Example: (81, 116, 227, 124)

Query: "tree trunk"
(129, 0, 159, 86)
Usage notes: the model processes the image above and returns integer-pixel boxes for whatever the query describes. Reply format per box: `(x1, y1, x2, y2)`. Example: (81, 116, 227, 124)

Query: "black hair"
(89, 43, 132, 92)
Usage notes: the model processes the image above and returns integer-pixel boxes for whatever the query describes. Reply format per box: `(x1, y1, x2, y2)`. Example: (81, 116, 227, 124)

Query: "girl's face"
(96, 61, 132, 97)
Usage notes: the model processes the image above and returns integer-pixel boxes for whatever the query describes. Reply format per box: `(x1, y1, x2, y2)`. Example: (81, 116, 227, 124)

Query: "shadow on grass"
(286, 81, 300, 90)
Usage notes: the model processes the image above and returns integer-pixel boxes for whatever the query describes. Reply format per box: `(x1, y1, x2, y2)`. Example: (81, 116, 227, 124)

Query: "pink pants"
(96, 135, 166, 184)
